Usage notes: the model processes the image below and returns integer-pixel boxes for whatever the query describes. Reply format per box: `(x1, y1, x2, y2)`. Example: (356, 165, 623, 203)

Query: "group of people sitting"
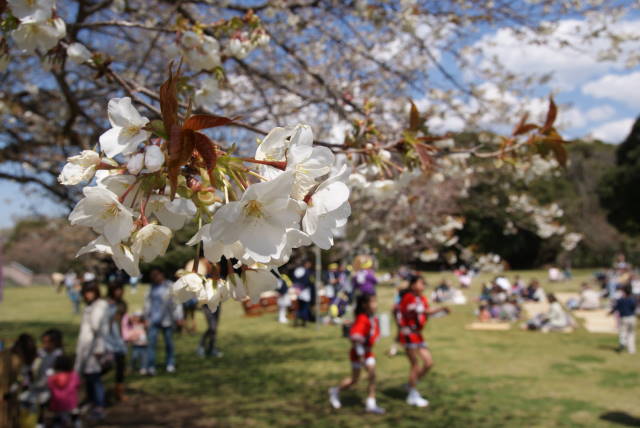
(477, 276, 544, 322)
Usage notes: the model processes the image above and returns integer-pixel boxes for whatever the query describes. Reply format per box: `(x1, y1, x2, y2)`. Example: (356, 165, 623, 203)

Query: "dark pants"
(84, 372, 105, 408)
(114, 352, 126, 383)
(297, 300, 314, 323)
(200, 305, 221, 355)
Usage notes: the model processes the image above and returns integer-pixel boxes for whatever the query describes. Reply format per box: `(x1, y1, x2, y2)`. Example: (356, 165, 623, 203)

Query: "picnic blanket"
(555, 292, 578, 306)
(573, 309, 617, 334)
(522, 301, 549, 318)
(465, 322, 511, 331)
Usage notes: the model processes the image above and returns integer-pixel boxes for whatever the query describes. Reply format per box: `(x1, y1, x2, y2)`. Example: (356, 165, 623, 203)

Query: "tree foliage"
(599, 117, 640, 236)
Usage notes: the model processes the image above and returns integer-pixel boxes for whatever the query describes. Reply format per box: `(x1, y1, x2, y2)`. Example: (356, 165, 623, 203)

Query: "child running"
(329, 294, 385, 414)
(398, 275, 449, 407)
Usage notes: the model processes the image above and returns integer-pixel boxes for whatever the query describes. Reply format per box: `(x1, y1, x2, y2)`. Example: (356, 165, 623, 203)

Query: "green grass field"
(1, 269, 639, 427)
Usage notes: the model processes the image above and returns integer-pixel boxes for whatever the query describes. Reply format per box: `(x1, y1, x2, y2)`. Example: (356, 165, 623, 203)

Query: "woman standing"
(74, 281, 110, 421)
(107, 283, 128, 401)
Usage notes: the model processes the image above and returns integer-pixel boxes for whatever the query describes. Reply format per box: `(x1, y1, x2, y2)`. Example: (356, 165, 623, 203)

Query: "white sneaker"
(166, 364, 176, 373)
(139, 368, 148, 375)
(407, 393, 429, 407)
(328, 387, 341, 409)
(366, 404, 386, 414)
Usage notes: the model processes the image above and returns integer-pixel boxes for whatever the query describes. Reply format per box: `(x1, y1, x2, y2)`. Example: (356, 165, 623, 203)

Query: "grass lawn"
(1, 269, 639, 427)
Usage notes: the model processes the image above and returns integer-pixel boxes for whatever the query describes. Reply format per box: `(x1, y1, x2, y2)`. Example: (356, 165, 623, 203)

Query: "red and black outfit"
(398, 292, 429, 348)
(349, 313, 380, 368)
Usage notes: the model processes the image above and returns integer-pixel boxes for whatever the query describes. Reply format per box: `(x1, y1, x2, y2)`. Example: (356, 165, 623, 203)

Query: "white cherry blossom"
(8, 0, 54, 19)
(228, 38, 249, 59)
(302, 165, 351, 249)
(69, 187, 134, 245)
(286, 143, 334, 200)
(255, 124, 313, 180)
(194, 77, 220, 109)
(98, 174, 139, 208)
(131, 224, 172, 262)
(181, 33, 221, 72)
(99, 97, 150, 158)
(11, 11, 66, 53)
(77, 236, 140, 277)
(172, 273, 206, 303)
(58, 150, 100, 185)
(209, 172, 299, 263)
(204, 279, 231, 311)
(186, 223, 245, 264)
(146, 195, 197, 230)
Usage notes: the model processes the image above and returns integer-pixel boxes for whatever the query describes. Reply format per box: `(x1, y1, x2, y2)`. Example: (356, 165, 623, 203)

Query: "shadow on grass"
(600, 411, 640, 427)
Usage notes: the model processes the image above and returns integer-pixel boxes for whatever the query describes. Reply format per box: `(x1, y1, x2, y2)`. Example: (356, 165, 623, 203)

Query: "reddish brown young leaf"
(516, 123, 539, 135)
(167, 124, 183, 167)
(160, 65, 180, 135)
(179, 129, 196, 166)
(409, 101, 420, 132)
(414, 142, 435, 171)
(512, 113, 529, 136)
(167, 125, 194, 200)
(550, 142, 568, 167)
(193, 132, 218, 182)
(512, 113, 539, 136)
(542, 96, 557, 132)
(167, 125, 182, 200)
(183, 114, 236, 131)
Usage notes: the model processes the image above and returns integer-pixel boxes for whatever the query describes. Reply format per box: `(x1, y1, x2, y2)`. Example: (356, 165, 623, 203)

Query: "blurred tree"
(3, 216, 96, 273)
(599, 117, 640, 236)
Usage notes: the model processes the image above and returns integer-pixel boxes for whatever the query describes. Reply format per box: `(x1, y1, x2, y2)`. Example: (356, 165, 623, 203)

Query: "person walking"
(74, 281, 109, 421)
(144, 268, 183, 375)
(398, 275, 450, 407)
(106, 283, 128, 401)
(329, 294, 385, 414)
(610, 285, 637, 354)
(293, 261, 315, 327)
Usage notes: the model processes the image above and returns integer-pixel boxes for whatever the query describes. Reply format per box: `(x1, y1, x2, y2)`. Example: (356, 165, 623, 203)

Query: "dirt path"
(92, 389, 217, 428)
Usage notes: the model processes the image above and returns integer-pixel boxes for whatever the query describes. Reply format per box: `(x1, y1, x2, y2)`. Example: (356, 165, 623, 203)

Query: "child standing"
(329, 294, 385, 414)
(47, 355, 80, 427)
(122, 310, 148, 372)
(398, 275, 449, 407)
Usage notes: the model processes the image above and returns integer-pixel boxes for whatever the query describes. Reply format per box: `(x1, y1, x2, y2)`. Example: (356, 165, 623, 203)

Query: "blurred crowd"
(4, 252, 638, 425)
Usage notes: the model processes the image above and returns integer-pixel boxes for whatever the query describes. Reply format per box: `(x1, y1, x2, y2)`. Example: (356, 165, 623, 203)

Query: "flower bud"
(67, 43, 92, 64)
(127, 153, 145, 175)
(144, 145, 164, 172)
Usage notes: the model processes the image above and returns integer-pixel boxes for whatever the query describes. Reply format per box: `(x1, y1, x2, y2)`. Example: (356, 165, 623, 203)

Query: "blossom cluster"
(60, 96, 349, 312)
(6, 0, 65, 54)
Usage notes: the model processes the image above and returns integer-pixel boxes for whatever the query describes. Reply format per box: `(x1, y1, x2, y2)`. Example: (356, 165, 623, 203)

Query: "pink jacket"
(47, 371, 80, 412)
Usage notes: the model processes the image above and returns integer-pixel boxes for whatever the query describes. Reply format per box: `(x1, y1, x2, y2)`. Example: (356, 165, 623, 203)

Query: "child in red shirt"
(398, 275, 449, 407)
(47, 354, 80, 427)
(329, 294, 384, 414)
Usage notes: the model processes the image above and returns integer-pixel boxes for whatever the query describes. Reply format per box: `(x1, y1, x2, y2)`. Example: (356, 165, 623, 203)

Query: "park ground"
(1, 269, 639, 428)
